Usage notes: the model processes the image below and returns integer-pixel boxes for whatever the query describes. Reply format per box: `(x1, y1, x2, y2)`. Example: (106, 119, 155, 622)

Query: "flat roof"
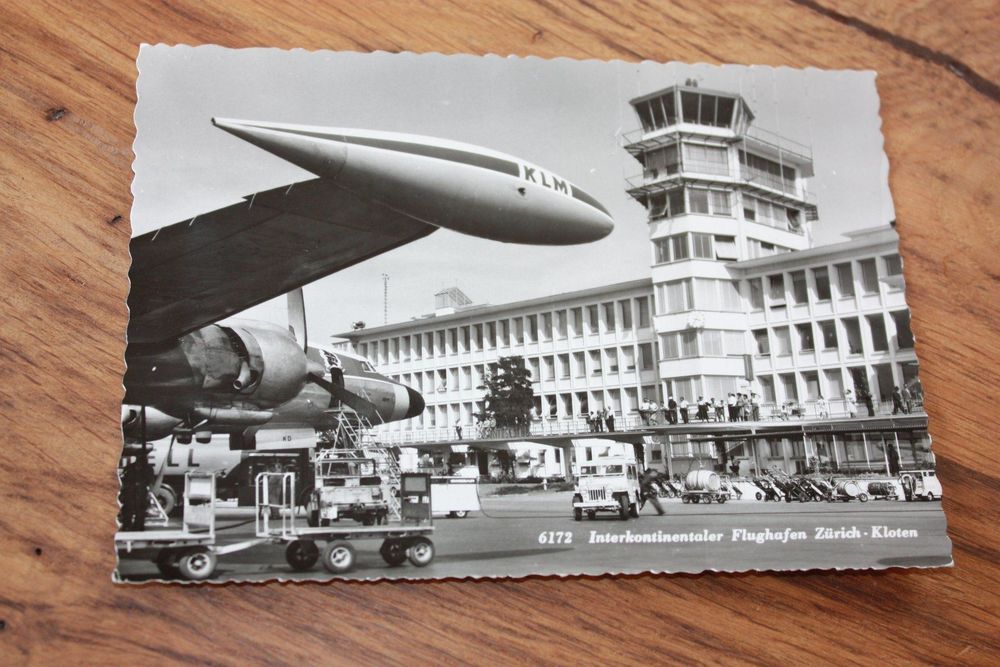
(728, 226, 899, 273)
(335, 277, 653, 339)
(336, 225, 900, 340)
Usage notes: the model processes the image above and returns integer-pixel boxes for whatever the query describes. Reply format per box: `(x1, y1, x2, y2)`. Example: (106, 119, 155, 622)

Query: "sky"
(133, 47, 894, 342)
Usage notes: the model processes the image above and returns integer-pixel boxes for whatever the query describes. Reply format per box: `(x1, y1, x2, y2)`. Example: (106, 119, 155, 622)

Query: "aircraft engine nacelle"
(124, 323, 308, 410)
(121, 405, 182, 442)
(223, 323, 309, 407)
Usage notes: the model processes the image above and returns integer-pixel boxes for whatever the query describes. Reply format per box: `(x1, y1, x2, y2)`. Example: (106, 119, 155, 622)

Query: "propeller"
(287, 287, 307, 350)
(308, 372, 379, 421)
(288, 287, 379, 421)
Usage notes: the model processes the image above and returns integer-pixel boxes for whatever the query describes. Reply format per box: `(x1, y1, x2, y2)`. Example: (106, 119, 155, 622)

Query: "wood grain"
(1, 1, 998, 664)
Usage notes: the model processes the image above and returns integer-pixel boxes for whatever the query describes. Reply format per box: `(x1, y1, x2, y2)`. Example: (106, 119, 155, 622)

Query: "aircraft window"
(604, 465, 623, 474)
(579, 465, 598, 476)
(361, 361, 376, 373)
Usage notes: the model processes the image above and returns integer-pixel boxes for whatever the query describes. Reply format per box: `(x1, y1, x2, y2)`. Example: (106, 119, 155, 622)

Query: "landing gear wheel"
(717, 496, 727, 504)
(858, 493, 869, 503)
(407, 537, 435, 567)
(296, 486, 314, 516)
(451, 510, 468, 519)
(361, 516, 375, 526)
(618, 495, 629, 520)
(586, 510, 596, 520)
(573, 507, 582, 521)
(307, 510, 319, 527)
(682, 496, 691, 504)
(155, 549, 180, 578)
(692, 496, 701, 504)
(755, 492, 763, 501)
(379, 539, 407, 566)
(704, 496, 713, 504)
(285, 540, 319, 571)
(153, 486, 177, 517)
(177, 547, 217, 581)
(629, 502, 640, 518)
(926, 493, 936, 501)
(321, 541, 356, 574)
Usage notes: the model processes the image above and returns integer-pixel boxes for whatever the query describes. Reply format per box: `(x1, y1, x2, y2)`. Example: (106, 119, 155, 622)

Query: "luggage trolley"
(255, 471, 436, 575)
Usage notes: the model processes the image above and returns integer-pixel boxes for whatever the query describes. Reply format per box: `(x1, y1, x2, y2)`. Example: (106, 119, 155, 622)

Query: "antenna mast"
(381, 273, 389, 324)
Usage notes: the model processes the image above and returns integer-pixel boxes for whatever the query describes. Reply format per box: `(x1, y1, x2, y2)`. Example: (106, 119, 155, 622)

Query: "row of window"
(756, 361, 919, 404)
(746, 255, 903, 310)
(655, 278, 743, 314)
(640, 186, 804, 233)
(653, 232, 740, 264)
(633, 89, 740, 133)
(739, 150, 796, 194)
(660, 329, 746, 360)
(751, 310, 914, 357)
(386, 345, 658, 393)
(654, 233, 796, 266)
(640, 146, 800, 199)
(641, 142, 731, 180)
(644, 187, 733, 219)
(358, 297, 653, 365)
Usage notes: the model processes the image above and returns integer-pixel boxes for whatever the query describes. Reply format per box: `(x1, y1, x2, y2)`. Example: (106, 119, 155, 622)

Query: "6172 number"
(538, 531, 573, 545)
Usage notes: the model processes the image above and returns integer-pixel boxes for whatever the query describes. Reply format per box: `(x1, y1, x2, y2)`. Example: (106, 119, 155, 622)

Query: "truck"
(899, 469, 943, 501)
(308, 451, 390, 526)
(571, 447, 643, 521)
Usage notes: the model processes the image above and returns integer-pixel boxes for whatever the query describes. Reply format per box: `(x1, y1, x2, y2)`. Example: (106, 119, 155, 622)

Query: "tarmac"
(115, 491, 951, 582)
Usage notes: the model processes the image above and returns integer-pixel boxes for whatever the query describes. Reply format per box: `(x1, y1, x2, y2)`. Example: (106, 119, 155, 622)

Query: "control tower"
(623, 83, 818, 403)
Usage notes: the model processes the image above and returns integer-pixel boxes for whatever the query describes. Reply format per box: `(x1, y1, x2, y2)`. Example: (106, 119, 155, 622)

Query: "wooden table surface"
(2, 1, 998, 664)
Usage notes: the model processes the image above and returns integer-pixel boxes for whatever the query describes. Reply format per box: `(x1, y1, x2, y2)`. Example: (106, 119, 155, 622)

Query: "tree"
(478, 356, 534, 431)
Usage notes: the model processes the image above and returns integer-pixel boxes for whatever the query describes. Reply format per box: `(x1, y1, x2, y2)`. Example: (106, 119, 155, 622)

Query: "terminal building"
(333, 83, 925, 478)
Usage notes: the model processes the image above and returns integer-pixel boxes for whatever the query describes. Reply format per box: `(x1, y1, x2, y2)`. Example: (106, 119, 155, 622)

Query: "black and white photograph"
(116, 46, 951, 583)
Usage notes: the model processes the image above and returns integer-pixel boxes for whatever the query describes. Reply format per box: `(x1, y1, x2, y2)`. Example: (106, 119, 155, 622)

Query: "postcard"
(116, 46, 950, 582)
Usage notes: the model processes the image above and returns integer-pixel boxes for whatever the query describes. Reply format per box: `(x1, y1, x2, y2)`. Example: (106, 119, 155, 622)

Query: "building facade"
(332, 83, 924, 478)
(336, 280, 660, 445)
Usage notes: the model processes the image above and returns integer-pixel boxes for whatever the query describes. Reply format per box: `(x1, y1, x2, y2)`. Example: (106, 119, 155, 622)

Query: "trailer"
(680, 470, 732, 504)
(118, 470, 437, 580)
(256, 471, 436, 574)
(828, 479, 870, 503)
(431, 476, 481, 518)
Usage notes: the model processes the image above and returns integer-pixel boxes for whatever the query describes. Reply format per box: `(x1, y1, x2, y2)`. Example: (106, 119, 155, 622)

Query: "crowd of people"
(638, 392, 763, 425)
(586, 407, 616, 433)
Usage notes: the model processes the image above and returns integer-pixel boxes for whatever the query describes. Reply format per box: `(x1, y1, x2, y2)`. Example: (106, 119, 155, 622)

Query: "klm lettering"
(523, 165, 569, 195)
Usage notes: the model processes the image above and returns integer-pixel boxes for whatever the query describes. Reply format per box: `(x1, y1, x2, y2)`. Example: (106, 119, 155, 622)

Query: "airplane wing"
(127, 178, 436, 344)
